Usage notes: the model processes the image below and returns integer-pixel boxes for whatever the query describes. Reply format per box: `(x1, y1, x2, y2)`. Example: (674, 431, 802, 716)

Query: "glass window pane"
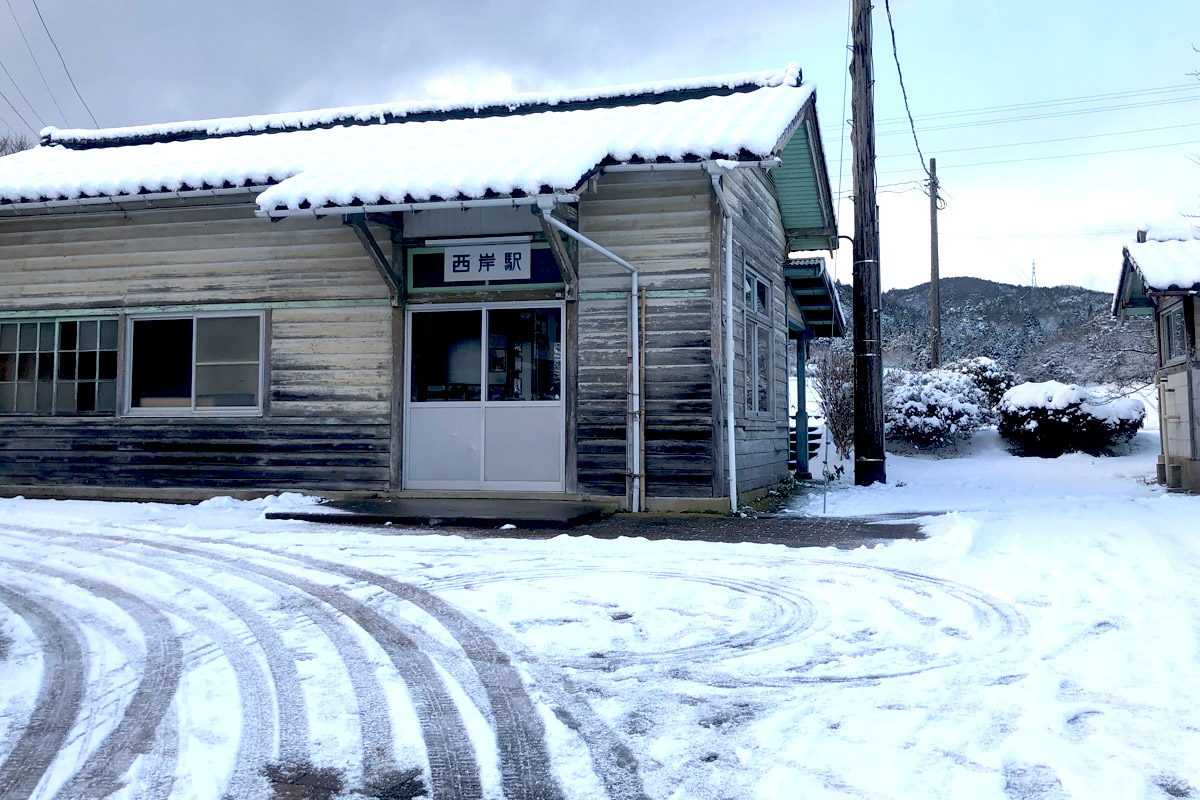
(19, 323, 37, 351)
(0, 384, 13, 413)
(78, 351, 97, 380)
(15, 382, 34, 412)
(57, 351, 75, 380)
(96, 381, 117, 412)
(59, 321, 77, 351)
(486, 308, 561, 402)
(37, 353, 53, 381)
(410, 310, 482, 402)
(0, 323, 16, 352)
(98, 350, 117, 380)
(99, 319, 118, 350)
(78, 320, 98, 350)
(39, 322, 55, 351)
(195, 364, 259, 407)
(756, 281, 769, 317)
(130, 319, 193, 408)
(17, 353, 35, 381)
(55, 383, 76, 413)
(36, 381, 53, 413)
(77, 382, 95, 412)
(196, 316, 259, 364)
(0, 354, 13, 382)
(757, 326, 770, 413)
(745, 274, 753, 308)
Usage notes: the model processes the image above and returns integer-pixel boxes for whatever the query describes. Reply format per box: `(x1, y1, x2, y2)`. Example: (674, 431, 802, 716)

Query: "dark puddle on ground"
(263, 763, 427, 800)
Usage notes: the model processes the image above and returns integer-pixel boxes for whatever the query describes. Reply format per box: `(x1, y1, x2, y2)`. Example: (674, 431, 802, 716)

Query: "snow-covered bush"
(884, 368, 987, 448)
(946, 357, 1018, 408)
(997, 381, 1145, 457)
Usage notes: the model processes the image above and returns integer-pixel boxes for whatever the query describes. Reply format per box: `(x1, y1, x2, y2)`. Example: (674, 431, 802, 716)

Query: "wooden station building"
(1113, 224, 1200, 492)
(0, 65, 843, 511)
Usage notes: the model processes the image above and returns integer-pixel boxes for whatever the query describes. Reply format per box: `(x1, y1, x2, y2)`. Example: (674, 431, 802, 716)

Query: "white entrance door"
(404, 303, 564, 491)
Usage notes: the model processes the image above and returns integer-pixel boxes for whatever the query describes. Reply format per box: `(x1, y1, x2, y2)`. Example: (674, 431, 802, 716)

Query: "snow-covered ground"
(1, 428, 1198, 799)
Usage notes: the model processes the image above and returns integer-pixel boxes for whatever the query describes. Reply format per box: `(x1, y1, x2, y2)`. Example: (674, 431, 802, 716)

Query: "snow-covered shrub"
(997, 381, 1145, 457)
(946, 357, 1018, 408)
(884, 368, 987, 448)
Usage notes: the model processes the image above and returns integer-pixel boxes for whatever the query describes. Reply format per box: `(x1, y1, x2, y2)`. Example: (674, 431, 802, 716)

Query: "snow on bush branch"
(945, 356, 1017, 409)
(884, 368, 987, 448)
(997, 380, 1144, 457)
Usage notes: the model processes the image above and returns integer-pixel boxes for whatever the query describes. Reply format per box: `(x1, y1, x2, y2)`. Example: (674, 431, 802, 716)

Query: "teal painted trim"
(0, 298, 390, 320)
(776, 127, 827, 232)
(578, 289, 710, 301)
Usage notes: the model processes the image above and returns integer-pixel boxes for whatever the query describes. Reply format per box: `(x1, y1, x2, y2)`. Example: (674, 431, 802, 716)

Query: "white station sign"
(443, 242, 531, 283)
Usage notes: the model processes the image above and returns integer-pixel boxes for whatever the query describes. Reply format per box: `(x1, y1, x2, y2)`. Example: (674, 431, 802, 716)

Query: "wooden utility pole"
(929, 157, 940, 368)
(850, 0, 885, 486)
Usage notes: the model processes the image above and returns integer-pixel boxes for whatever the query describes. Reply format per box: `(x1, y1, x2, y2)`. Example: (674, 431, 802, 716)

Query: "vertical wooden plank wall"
(0, 201, 393, 494)
(576, 171, 717, 498)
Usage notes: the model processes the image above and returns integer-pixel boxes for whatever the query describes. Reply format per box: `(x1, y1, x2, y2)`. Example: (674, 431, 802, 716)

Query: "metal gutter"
(0, 186, 263, 216)
(256, 194, 579, 220)
(706, 164, 739, 513)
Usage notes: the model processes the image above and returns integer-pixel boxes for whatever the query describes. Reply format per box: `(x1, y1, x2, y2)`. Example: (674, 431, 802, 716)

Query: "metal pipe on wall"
(540, 210, 642, 513)
(707, 167, 739, 513)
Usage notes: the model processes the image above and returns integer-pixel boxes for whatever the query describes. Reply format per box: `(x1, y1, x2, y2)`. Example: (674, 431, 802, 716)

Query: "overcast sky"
(1, 0, 1197, 292)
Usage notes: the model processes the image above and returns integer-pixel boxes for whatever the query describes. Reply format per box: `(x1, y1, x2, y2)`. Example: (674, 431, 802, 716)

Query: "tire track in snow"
(74, 531, 483, 798)
(212, 540, 567, 800)
(0, 584, 86, 800)
(0, 525, 411, 793)
(426, 566, 820, 668)
(102, 528, 569, 800)
(0, 558, 184, 800)
(71, 539, 312, 767)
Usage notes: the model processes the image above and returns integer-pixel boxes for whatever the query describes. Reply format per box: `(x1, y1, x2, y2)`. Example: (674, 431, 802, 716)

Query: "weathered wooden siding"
(722, 167, 792, 493)
(0, 203, 386, 310)
(577, 171, 716, 498)
(0, 201, 394, 494)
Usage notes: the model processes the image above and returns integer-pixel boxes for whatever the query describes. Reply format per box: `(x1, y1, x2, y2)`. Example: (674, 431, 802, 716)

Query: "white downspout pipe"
(541, 210, 642, 513)
(707, 166, 739, 513)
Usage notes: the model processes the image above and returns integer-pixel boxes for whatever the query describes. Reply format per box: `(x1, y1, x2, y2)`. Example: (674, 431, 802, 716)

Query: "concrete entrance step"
(266, 498, 612, 529)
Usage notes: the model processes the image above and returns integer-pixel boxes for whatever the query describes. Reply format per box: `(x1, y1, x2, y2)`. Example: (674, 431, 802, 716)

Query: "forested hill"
(830, 277, 1156, 384)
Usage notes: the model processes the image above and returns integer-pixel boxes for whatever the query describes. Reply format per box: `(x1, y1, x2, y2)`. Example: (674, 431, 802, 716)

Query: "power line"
(825, 93, 1200, 143)
(939, 188, 1031, 286)
(0, 84, 37, 135)
(832, 120, 1200, 165)
(875, 137, 1200, 177)
(0, 55, 47, 127)
(5, 0, 69, 126)
(823, 82, 1200, 135)
(881, 0, 929, 179)
(30, 0, 98, 127)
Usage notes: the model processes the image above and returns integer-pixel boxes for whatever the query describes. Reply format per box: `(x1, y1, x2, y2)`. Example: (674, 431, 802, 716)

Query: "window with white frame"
(127, 314, 263, 413)
(1162, 303, 1188, 364)
(744, 266, 773, 416)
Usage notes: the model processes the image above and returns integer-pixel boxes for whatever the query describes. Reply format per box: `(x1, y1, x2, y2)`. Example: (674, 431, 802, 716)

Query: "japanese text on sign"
(443, 243, 531, 283)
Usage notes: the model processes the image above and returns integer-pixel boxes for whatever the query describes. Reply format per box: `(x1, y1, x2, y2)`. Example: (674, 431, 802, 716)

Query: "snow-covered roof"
(0, 65, 816, 215)
(1124, 224, 1200, 292)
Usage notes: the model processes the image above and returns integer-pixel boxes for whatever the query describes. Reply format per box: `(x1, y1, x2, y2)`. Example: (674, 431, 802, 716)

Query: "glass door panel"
(410, 310, 482, 402)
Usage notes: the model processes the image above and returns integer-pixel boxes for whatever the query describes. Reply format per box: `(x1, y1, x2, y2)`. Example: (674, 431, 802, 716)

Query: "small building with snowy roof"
(0, 64, 842, 511)
(1113, 223, 1200, 490)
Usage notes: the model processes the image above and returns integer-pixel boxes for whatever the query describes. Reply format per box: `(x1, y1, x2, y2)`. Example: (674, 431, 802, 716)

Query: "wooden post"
(929, 157, 940, 368)
(795, 334, 810, 477)
(851, 0, 886, 485)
